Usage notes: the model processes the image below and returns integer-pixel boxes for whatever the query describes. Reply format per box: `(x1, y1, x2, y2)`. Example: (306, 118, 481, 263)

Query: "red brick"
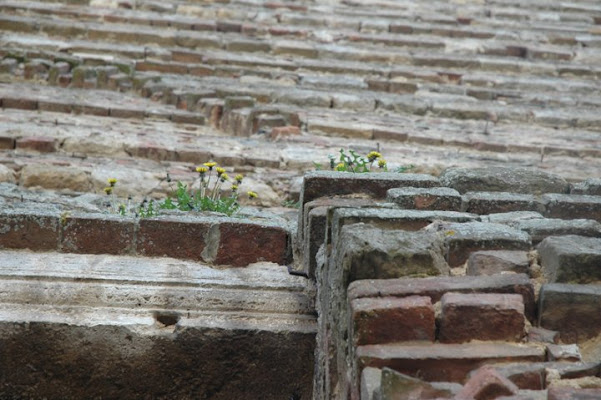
(171, 111, 205, 125)
(72, 104, 109, 117)
(214, 222, 289, 267)
(136, 217, 210, 261)
(2, 97, 38, 110)
(135, 61, 188, 74)
(129, 142, 177, 162)
(16, 137, 57, 153)
(188, 65, 214, 76)
(357, 342, 545, 383)
(0, 211, 59, 251)
(61, 214, 134, 255)
(457, 365, 519, 400)
(527, 327, 560, 344)
(38, 100, 73, 113)
(372, 128, 408, 142)
(439, 293, 525, 343)
(109, 107, 146, 119)
(548, 387, 601, 400)
(0, 136, 15, 149)
(351, 296, 435, 345)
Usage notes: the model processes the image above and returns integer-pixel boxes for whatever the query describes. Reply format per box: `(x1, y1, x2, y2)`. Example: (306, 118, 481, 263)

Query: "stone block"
(458, 365, 519, 400)
(463, 192, 543, 214)
(0, 210, 59, 251)
(16, 137, 57, 153)
(348, 274, 536, 322)
(572, 179, 601, 196)
(351, 296, 435, 345)
(300, 171, 439, 207)
(357, 342, 545, 383)
(439, 293, 525, 343)
(491, 362, 601, 390)
(527, 327, 560, 344)
(136, 217, 210, 261)
(513, 219, 601, 244)
(213, 221, 290, 267)
(466, 250, 530, 276)
(547, 344, 581, 361)
(542, 194, 601, 221)
(538, 236, 601, 283)
(539, 283, 601, 342)
(223, 96, 255, 110)
(361, 367, 380, 400)
(548, 387, 601, 400)
(485, 211, 544, 225)
(270, 125, 300, 140)
(439, 167, 570, 194)
(2, 97, 38, 110)
(61, 214, 135, 255)
(337, 224, 449, 281)
(387, 187, 462, 211)
(441, 222, 531, 267)
(380, 368, 454, 399)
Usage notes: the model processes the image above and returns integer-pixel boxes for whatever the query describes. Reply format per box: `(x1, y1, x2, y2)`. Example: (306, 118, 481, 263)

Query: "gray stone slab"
(539, 283, 601, 342)
(542, 193, 601, 222)
(438, 222, 532, 267)
(538, 235, 601, 283)
(463, 191, 544, 215)
(514, 218, 601, 244)
(440, 167, 570, 195)
(467, 250, 530, 276)
(571, 178, 601, 196)
(361, 367, 381, 400)
(485, 211, 544, 225)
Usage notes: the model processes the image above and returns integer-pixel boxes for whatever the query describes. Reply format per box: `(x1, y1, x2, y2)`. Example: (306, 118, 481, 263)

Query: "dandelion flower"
(108, 178, 117, 187)
(378, 159, 387, 169)
(234, 174, 243, 183)
(231, 184, 238, 191)
(103, 187, 113, 195)
(220, 173, 229, 182)
(216, 167, 226, 176)
(335, 163, 345, 171)
(367, 151, 382, 162)
(247, 191, 258, 199)
(203, 161, 217, 169)
(196, 166, 208, 175)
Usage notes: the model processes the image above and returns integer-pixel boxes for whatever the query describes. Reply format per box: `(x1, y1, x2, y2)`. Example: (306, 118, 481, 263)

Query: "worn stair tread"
(0, 250, 315, 332)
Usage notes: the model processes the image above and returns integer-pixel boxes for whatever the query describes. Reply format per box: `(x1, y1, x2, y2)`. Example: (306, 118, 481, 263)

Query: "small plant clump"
(102, 162, 257, 218)
(315, 148, 414, 173)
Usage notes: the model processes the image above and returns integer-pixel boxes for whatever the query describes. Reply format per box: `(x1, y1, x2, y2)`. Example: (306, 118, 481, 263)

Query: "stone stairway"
(1, 0, 601, 398)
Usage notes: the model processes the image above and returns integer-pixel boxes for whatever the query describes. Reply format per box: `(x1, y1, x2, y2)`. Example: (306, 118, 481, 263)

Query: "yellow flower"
(216, 167, 226, 176)
(108, 178, 117, 187)
(232, 184, 238, 191)
(220, 173, 229, 182)
(234, 174, 243, 183)
(196, 166, 208, 174)
(247, 191, 258, 199)
(203, 162, 217, 169)
(378, 159, 387, 168)
(103, 187, 113, 195)
(335, 163, 345, 171)
(367, 151, 382, 162)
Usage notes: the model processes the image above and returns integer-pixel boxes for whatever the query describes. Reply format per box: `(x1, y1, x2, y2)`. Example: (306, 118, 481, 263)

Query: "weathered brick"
(458, 365, 519, 400)
(0, 210, 59, 251)
(16, 137, 57, 153)
(213, 221, 289, 267)
(546, 344, 581, 362)
(440, 167, 570, 194)
(442, 222, 531, 267)
(527, 327, 560, 344)
(572, 179, 601, 196)
(548, 387, 601, 400)
(136, 217, 209, 261)
(542, 193, 601, 221)
(61, 214, 135, 255)
(513, 218, 601, 244)
(348, 274, 536, 322)
(0, 136, 15, 150)
(379, 368, 455, 399)
(387, 187, 462, 211)
(439, 293, 525, 343)
(2, 97, 38, 110)
(300, 171, 439, 207)
(38, 100, 73, 114)
(270, 125, 300, 140)
(538, 235, 601, 283)
(351, 296, 435, 345)
(490, 362, 600, 390)
(463, 192, 543, 214)
(467, 250, 530, 276)
(357, 342, 545, 383)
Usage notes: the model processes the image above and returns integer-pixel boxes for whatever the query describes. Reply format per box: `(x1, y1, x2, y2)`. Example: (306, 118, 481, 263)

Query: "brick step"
(0, 250, 316, 398)
(356, 342, 546, 384)
(0, 206, 291, 267)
